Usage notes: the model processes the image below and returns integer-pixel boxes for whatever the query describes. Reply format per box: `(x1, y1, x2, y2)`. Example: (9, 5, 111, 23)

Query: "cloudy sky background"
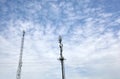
(0, 0, 120, 79)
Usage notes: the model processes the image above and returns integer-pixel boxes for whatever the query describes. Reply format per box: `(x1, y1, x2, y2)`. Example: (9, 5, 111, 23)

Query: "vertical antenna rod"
(58, 35, 65, 79)
(16, 31, 25, 79)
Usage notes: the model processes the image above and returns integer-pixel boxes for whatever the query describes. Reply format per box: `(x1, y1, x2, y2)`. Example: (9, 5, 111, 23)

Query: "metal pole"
(58, 35, 65, 79)
(16, 31, 25, 79)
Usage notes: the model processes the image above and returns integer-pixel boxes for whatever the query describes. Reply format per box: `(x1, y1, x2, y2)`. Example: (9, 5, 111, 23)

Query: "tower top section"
(23, 30, 25, 36)
(59, 35, 62, 44)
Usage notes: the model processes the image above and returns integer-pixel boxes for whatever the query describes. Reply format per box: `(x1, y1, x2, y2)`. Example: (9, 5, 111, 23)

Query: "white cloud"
(0, 0, 120, 79)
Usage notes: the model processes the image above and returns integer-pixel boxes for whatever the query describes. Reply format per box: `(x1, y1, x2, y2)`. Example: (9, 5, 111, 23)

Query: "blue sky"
(0, 0, 120, 79)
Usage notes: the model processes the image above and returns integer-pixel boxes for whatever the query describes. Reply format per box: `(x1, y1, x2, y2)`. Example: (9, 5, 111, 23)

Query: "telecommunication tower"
(16, 31, 25, 79)
(58, 36, 66, 79)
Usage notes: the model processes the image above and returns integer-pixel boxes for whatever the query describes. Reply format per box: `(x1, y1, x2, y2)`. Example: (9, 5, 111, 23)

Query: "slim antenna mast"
(58, 35, 65, 79)
(16, 31, 25, 79)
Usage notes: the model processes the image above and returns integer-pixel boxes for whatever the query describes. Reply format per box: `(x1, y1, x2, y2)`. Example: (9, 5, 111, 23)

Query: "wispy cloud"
(0, 0, 120, 79)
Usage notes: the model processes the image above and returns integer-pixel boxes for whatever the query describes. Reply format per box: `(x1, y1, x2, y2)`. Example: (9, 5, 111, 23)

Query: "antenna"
(58, 35, 65, 79)
(16, 31, 25, 79)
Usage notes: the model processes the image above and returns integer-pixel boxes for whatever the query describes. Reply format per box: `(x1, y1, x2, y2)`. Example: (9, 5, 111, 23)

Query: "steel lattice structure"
(16, 31, 25, 79)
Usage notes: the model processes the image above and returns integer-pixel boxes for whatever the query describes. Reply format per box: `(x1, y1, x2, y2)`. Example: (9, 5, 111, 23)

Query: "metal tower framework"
(58, 36, 65, 79)
(16, 31, 25, 79)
